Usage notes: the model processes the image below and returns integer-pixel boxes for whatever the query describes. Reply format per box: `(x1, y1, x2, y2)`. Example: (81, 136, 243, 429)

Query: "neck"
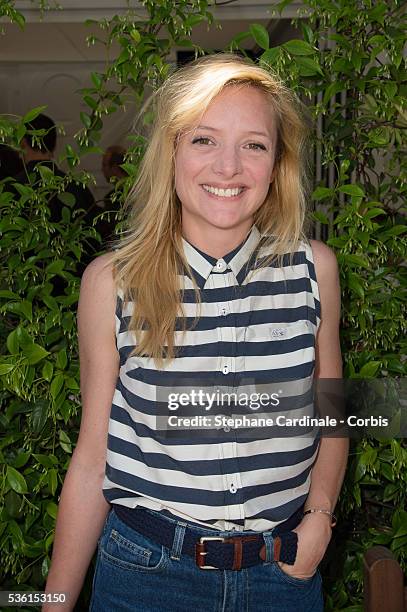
(182, 222, 253, 259)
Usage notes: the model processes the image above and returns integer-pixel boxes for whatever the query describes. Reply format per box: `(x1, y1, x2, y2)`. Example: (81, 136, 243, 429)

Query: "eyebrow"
(196, 125, 271, 139)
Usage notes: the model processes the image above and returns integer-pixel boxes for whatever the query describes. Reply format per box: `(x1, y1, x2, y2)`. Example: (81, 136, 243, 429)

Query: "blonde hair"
(109, 53, 312, 366)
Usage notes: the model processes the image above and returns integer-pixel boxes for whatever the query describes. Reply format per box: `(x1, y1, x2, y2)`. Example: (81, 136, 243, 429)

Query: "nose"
(211, 144, 243, 177)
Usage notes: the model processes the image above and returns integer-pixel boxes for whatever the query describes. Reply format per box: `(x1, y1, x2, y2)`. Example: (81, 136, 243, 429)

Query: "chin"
(204, 218, 248, 231)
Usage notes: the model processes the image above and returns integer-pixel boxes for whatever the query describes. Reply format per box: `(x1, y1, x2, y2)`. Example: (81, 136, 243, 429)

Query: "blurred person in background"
(82, 145, 128, 250)
(16, 113, 95, 224)
(100, 145, 127, 244)
(102, 145, 127, 193)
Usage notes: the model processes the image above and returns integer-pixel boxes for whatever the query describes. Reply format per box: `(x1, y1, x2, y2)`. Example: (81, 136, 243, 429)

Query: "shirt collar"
(181, 225, 261, 289)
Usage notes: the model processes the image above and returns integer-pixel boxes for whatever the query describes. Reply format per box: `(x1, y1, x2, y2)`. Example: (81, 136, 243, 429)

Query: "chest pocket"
(242, 320, 317, 380)
(245, 320, 315, 344)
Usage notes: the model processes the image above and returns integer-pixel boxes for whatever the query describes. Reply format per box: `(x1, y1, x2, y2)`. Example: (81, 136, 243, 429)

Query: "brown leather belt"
(195, 532, 297, 570)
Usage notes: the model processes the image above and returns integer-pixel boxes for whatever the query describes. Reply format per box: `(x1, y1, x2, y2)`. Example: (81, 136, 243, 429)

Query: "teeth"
(202, 185, 243, 197)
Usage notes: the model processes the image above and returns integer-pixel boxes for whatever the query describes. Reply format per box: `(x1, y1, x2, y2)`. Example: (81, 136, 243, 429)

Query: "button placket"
(218, 275, 234, 379)
(216, 270, 242, 503)
(219, 444, 237, 514)
(221, 440, 244, 520)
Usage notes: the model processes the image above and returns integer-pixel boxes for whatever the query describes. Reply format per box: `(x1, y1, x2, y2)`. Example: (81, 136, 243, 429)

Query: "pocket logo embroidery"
(270, 328, 286, 338)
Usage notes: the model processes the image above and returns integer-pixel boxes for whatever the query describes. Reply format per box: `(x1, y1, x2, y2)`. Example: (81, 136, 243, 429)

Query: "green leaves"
(59, 191, 77, 207)
(45, 260, 66, 275)
(130, 29, 141, 44)
(6, 329, 19, 355)
(359, 361, 381, 377)
(91, 71, 103, 89)
(23, 106, 48, 125)
(59, 431, 72, 454)
(47, 469, 58, 496)
(23, 344, 49, 365)
(56, 350, 68, 370)
(260, 47, 282, 67)
(79, 111, 92, 129)
(275, 3, 407, 603)
(256, 30, 323, 80)
(323, 81, 345, 105)
(5, 300, 33, 322)
(283, 39, 315, 56)
(312, 187, 334, 201)
(338, 184, 365, 198)
(341, 253, 370, 269)
(0, 363, 15, 375)
(5, 326, 48, 365)
(46, 502, 58, 520)
(249, 24, 269, 50)
(50, 374, 64, 400)
(30, 400, 49, 433)
(312, 211, 330, 225)
(6, 466, 28, 494)
(347, 272, 365, 299)
(294, 57, 323, 77)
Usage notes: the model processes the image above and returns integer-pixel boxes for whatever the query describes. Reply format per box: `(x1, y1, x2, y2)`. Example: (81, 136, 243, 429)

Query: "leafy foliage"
(230, 0, 406, 609)
(0, 145, 94, 592)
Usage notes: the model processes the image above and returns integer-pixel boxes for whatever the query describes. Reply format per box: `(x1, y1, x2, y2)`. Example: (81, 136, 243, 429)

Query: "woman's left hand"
(277, 513, 332, 580)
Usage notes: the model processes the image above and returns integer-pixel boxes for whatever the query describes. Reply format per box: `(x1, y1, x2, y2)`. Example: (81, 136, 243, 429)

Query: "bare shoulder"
(309, 239, 341, 322)
(309, 239, 339, 281)
(80, 252, 116, 294)
(78, 252, 117, 334)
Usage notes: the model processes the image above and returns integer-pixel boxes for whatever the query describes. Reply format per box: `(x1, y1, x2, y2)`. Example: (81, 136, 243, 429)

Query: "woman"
(44, 53, 348, 612)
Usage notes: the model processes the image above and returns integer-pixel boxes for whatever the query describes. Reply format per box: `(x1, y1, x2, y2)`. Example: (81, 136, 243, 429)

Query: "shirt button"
(229, 484, 237, 494)
(215, 260, 226, 272)
(220, 306, 228, 316)
(223, 425, 230, 433)
(222, 365, 229, 375)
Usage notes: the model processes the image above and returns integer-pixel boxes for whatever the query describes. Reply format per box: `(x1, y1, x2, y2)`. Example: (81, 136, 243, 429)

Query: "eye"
(246, 142, 267, 151)
(191, 137, 213, 145)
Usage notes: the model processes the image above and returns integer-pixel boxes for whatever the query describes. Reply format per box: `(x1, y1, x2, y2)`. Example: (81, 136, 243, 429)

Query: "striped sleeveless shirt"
(102, 225, 321, 532)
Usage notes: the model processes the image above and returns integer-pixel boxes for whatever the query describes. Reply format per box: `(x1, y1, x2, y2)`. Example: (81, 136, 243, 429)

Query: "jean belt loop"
(170, 521, 187, 561)
(262, 531, 275, 564)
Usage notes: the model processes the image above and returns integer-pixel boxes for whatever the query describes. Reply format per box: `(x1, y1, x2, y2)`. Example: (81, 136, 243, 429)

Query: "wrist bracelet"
(303, 508, 337, 527)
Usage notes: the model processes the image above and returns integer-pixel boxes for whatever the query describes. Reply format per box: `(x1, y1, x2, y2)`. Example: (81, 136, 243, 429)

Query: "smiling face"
(174, 85, 278, 254)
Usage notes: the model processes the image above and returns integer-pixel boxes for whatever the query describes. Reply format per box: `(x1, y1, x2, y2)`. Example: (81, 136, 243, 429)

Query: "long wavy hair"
(109, 53, 312, 366)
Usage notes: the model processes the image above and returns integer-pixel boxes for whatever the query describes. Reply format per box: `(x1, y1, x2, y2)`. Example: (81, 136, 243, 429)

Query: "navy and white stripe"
(103, 225, 321, 531)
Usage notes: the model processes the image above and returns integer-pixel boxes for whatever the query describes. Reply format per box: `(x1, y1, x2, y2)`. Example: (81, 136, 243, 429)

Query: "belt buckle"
(196, 536, 225, 570)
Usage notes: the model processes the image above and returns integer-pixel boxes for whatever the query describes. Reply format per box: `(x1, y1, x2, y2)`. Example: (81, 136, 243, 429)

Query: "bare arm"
(43, 254, 119, 611)
(279, 240, 349, 579)
(305, 240, 349, 518)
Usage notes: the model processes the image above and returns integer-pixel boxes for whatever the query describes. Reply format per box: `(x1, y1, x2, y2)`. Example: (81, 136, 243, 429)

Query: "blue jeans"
(89, 507, 324, 612)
